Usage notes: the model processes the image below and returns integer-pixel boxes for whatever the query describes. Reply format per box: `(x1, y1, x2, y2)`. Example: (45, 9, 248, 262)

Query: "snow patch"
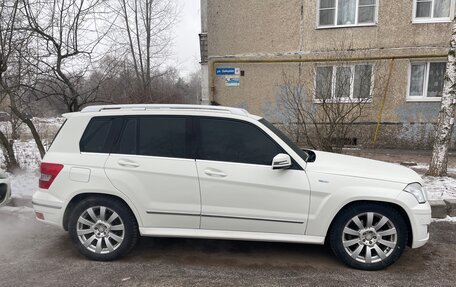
(423, 176, 456, 200)
(10, 171, 40, 197)
(432, 216, 456, 223)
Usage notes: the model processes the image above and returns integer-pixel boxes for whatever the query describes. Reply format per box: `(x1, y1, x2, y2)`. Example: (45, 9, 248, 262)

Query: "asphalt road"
(0, 207, 455, 287)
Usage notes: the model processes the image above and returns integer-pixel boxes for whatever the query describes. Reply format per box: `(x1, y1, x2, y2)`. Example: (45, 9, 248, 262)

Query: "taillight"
(39, 162, 64, 189)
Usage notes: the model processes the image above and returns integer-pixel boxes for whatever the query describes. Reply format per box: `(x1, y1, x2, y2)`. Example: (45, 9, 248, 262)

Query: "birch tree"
(427, 19, 456, 176)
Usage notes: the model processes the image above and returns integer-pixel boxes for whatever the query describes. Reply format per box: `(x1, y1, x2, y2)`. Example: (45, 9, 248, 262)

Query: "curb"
(443, 199, 456, 217)
(430, 200, 456, 219)
(429, 200, 447, 219)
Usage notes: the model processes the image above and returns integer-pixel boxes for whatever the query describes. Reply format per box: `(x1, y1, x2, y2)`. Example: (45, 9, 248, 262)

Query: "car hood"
(305, 150, 422, 184)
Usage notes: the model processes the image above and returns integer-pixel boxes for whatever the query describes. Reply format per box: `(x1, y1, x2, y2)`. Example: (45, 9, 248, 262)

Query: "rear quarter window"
(80, 118, 115, 153)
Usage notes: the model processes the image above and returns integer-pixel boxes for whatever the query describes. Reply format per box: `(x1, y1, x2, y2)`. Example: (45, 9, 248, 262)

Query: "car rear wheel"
(68, 196, 138, 261)
(329, 203, 408, 270)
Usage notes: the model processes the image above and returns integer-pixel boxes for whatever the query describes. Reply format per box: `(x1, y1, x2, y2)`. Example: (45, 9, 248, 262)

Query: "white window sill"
(412, 18, 452, 24)
(316, 23, 377, 30)
(406, 97, 442, 102)
(313, 99, 373, 104)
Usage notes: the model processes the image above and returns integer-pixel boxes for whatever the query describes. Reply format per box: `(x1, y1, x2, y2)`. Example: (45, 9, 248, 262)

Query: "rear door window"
(138, 117, 187, 158)
(113, 116, 191, 159)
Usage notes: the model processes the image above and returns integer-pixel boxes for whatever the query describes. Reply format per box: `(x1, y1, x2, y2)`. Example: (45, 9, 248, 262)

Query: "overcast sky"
(168, 0, 201, 78)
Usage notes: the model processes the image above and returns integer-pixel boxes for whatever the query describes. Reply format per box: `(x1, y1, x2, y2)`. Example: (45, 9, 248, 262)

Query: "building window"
(408, 61, 446, 101)
(318, 0, 377, 28)
(413, 0, 455, 22)
(315, 64, 373, 101)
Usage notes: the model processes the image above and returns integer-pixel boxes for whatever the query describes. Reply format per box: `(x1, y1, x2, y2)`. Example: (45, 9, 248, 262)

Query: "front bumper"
(32, 190, 64, 228)
(410, 206, 431, 248)
(397, 192, 432, 248)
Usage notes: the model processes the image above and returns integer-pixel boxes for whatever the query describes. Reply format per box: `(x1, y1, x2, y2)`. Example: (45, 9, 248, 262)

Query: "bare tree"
(0, 0, 21, 171)
(22, 0, 113, 112)
(427, 18, 456, 176)
(7, 34, 48, 158)
(278, 60, 386, 153)
(116, 0, 176, 101)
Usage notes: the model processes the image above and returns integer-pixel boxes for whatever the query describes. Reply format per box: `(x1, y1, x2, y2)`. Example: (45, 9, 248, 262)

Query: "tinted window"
(198, 118, 281, 165)
(117, 118, 137, 155)
(259, 118, 309, 162)
(113, 116, 188, 158)
(80, 118, 113, 153)
(138, 117, 187, 158)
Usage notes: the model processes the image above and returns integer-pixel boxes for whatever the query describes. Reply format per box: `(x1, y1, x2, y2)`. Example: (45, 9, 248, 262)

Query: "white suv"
(32, 104, 431, 270)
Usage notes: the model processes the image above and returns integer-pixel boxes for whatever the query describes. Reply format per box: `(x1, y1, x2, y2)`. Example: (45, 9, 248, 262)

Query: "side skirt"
(139, 227, 325, 245)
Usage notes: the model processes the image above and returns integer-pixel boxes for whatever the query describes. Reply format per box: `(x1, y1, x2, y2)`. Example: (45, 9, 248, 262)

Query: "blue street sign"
(216, 67, 239, 75)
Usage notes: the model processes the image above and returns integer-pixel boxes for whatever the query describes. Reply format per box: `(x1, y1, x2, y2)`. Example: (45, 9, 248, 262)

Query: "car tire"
(68, 196, 139, 261)
(329, 203, 408, 270)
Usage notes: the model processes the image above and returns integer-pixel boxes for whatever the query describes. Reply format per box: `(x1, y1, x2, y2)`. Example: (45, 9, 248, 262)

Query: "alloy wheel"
(342, 212, 398, 264)
(76, 206, 125, 254)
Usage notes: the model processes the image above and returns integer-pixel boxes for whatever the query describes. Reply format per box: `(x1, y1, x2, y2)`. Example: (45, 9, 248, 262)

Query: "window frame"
(412, 0, 455, 23)
(314, 63, 374, 103)
(407, 60, 447, 102)
(316, 0, 379, 29)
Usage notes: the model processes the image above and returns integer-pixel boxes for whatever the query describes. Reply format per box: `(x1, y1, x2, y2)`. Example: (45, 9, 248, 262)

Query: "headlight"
(404, 183, 426, 204)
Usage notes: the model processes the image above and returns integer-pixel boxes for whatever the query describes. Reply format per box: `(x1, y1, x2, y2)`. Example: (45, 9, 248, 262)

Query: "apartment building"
(199, 0, 455, 149)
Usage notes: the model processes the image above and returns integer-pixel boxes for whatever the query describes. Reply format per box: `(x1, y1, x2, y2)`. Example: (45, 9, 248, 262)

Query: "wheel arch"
(325, 200, 413, 247)
(62, 192, 141, 231)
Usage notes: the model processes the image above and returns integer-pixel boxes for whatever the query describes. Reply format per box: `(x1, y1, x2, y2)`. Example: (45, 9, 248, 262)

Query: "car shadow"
(126, 236, 342, 270)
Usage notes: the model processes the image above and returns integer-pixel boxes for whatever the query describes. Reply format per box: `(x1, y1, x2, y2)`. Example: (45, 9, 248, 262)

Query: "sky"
(168, 0, 201, 78)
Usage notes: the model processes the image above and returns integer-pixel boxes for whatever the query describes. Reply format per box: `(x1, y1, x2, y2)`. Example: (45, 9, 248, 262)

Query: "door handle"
(117, 159, 140, 168)
(204, 169, 227, 178)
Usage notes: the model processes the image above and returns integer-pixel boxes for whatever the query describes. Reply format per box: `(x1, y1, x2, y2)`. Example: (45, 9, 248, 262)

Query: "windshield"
(259, 118, 310, 162)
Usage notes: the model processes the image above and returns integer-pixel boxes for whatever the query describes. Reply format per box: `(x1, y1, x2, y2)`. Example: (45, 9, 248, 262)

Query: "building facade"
(200, 0, 455, 149)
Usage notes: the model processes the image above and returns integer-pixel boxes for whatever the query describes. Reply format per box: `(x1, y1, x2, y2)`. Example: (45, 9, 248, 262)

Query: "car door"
(195, 117, 311, 235)
(104, 116, 201, 229)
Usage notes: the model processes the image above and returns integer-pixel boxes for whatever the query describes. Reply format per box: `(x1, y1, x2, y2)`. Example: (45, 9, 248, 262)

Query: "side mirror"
(272, 153, 292, 170)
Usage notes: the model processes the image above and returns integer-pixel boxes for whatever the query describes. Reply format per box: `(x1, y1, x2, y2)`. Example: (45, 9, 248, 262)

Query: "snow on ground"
(0, 140, 41, 198)
(432, 216, 456, 223)
(9, 170, 40, 198)
(422, 176, 456, 200)
(408, 163, 456, 200)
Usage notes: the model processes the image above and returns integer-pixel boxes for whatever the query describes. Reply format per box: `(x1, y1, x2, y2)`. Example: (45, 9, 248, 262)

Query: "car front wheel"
(68, 196, 139, 261)
(329, 203, 408, 270)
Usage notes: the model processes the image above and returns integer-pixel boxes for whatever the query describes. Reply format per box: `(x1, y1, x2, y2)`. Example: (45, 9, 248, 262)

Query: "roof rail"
(80, 104, 250, 116)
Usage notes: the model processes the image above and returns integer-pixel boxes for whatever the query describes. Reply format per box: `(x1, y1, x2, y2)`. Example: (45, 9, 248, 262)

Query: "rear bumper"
(32, 191, 64, 228)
